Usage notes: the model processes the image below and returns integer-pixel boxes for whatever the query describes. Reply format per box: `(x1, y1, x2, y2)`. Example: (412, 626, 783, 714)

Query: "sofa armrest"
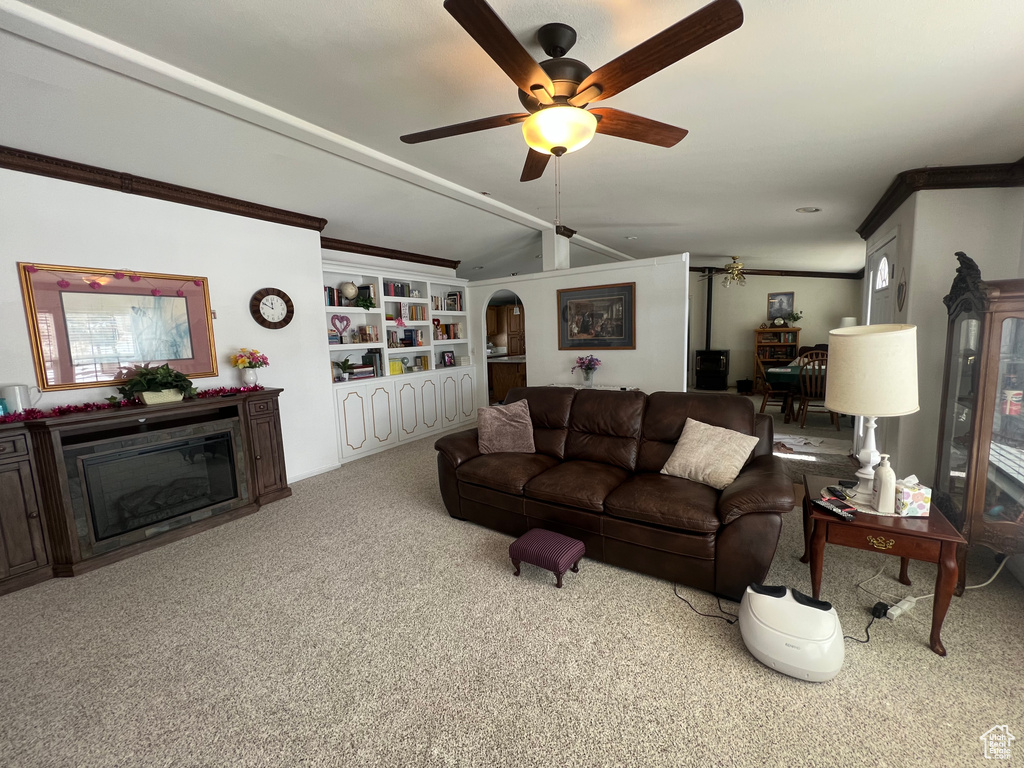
(434, 428, 481, 469)
(753, 413, 774, 457)
(717, 455, 795, 525)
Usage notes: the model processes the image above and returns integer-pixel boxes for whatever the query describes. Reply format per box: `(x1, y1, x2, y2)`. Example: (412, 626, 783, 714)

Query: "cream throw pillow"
(660, 418, 759, 490)
(477, 398, 536, 454)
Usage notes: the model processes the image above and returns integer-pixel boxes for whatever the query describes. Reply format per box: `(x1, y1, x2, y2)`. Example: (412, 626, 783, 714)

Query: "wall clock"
(250, 287, 294, 329)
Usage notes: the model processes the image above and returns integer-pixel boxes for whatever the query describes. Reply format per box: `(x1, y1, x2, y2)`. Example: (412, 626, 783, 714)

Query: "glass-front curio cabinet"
(935, 252, 1024, 594)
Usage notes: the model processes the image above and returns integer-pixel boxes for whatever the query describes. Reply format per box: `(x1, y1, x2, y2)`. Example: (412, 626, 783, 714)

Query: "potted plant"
(333, 355, 355, 381)
(354, 295, 376, 310)
(786, 310, 804, 326)
(109, 363, 197, 405)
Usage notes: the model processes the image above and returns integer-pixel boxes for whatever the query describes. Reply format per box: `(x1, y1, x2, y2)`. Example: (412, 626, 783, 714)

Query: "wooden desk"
(803, 474, 966, 656)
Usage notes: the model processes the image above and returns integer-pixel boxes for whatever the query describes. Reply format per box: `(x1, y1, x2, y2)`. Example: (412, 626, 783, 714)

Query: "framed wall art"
(557, 282, 636, 350)
(767, 292, 794, 321)
(18, 262, 218, 391)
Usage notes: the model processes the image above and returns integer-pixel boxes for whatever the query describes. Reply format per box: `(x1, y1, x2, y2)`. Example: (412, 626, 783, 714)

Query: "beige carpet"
(1, 432, 1022, 767)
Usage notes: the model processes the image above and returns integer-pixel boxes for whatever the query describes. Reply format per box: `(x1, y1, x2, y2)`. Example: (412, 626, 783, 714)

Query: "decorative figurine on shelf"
(571, 355, 602, 389)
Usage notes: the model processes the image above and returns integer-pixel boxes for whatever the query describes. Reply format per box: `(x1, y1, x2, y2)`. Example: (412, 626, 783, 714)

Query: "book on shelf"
(383, 280, 413, 297)
(362, 350, 383, 377)
(433, 323, 464, 340)
(389, 359, 404, 375)
(328, 328, 341, 345)
(457, 355, 470, 367)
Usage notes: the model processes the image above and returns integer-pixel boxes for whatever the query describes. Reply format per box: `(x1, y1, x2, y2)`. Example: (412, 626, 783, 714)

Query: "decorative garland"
(0, 385, 265, 425)
(23, 264, 202, 297)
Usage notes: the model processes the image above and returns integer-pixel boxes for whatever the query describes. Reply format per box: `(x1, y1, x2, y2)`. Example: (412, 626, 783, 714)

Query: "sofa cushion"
(524, 460, 629, 512)
(604, 473, 721, 534)
(505, 386, 576, 459)
(457, 453, 560, 495)
(660, 418, 759, 490)
(637, 392, 756, 473)
(477, 399, 535, 454)
(564, 389, 646, 471)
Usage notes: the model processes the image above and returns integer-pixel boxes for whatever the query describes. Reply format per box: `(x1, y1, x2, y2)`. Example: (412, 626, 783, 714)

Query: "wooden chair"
(756, 358, 794, 422)
(797, 356, 840, 430)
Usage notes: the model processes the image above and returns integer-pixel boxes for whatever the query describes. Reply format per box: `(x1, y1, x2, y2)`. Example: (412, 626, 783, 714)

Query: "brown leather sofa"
(434, 387, 796, 601)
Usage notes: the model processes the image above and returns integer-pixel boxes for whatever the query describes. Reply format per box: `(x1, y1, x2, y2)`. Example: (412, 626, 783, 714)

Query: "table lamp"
(824, 324, 919, 499)
(838, 317, 858, 328)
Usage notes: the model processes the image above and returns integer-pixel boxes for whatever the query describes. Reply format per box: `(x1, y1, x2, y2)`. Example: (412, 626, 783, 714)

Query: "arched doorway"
(485, 289, 526, 403)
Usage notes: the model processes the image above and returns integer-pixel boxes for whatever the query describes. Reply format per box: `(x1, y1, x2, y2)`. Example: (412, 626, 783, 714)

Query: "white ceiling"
(2, 0, 1023, 280)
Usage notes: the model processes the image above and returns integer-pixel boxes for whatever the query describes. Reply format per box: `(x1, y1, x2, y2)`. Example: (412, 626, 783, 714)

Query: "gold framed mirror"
(18, 262, 218, 391)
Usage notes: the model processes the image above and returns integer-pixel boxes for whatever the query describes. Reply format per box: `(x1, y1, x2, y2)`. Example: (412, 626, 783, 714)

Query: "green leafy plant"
(786, 310, 804, 324)
(332, 355, 355, 375)
(354, 295, 376, 310)
(108, 363, 197, 402)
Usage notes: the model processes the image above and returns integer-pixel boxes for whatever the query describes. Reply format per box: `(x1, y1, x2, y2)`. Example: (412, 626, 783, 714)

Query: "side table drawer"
(827, 523, 941, 562)
(247, 398, 275, 416)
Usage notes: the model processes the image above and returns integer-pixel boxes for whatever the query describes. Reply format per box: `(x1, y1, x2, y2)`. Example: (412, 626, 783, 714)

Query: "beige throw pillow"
(477, 399, 536, 454)
(660, 417, 759, 490)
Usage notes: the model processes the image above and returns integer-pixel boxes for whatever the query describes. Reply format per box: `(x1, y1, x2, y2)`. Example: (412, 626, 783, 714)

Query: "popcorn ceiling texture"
(0, 430, 1020, 767)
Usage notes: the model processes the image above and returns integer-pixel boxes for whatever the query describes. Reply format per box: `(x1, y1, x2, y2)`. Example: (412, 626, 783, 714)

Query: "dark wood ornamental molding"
(0, 145, 328, 232)
(858, 157, 1024, 241)
(321, 236, 461, 271)
(689, 266, 864, 280)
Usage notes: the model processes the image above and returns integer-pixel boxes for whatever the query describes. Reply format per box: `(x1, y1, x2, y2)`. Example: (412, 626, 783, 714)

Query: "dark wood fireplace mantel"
(0, 389, 290, 594)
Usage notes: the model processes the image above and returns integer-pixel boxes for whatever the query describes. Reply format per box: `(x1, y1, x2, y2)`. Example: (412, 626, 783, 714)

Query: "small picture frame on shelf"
(442, 351, 455, 367)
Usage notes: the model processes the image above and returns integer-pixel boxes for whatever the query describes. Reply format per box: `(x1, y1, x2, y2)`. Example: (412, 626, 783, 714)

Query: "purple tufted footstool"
(509, 528, 585, 588)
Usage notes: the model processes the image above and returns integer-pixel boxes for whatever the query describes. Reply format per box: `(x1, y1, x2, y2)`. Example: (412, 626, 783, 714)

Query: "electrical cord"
(844, 602, 887, 644)
(673, 584, 738, 624)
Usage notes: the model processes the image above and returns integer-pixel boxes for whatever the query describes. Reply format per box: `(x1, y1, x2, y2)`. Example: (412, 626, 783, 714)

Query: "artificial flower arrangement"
(571, 355, 602, 373)
(229, 348, 270, 369)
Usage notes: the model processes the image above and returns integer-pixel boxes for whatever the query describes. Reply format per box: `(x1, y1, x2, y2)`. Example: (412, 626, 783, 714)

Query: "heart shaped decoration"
(432, 318, 441, 327)
(331, 314, 351, 336)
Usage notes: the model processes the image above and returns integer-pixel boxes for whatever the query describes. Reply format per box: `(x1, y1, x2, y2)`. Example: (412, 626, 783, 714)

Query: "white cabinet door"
(439, 370, 459, 427)
(336, 386, 369, 458)
(364, 380, 398, 450)
(418, 375, 441, 432)
(458, 369, 477, 423)
(395, 379, 422, 441)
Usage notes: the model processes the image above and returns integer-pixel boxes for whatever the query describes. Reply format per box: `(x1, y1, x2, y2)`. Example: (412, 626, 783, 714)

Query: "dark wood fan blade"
(444, 0, 555, 94)
(520, 149, 550, 182)
(401, 113, 529, 144)
(576, 0, 743, 102)
(590, 108, 688, 147)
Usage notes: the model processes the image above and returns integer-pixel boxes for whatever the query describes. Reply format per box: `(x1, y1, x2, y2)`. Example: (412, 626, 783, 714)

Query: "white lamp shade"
(522, 106, 597, 155)
(824, 324, 919, 417)
(838, 316, 858, 327)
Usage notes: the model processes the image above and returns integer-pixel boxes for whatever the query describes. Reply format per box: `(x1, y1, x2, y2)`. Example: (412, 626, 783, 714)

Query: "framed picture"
(557, 282, 636, 350)
(767, 292, 794, 321)
(442, 351, 455, 367)
(18, 262, 217, 391)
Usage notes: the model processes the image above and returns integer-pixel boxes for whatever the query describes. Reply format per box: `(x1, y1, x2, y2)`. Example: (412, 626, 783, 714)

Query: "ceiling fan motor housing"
(517, 57, 593, 112)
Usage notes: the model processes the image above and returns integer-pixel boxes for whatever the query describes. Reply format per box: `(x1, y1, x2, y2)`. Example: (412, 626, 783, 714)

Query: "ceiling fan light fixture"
(522, 106, 597, 156)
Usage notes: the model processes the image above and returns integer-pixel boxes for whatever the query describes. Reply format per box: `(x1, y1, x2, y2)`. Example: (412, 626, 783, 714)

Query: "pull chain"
(553, 154, 561, 228)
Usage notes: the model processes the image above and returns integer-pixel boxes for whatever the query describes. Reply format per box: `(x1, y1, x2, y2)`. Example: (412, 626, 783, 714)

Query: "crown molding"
(0, 145, 328, 231)
(858, 157, 1024, 240)
(320, 237, 460, 270)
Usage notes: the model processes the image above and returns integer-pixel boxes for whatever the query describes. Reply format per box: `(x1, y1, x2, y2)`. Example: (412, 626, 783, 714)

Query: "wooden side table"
(803, 474, 967, 656)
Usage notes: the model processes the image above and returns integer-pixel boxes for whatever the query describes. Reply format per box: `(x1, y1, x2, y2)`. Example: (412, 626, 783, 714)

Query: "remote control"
(826, 485, 849, 500)
(812, 498, 855, 521)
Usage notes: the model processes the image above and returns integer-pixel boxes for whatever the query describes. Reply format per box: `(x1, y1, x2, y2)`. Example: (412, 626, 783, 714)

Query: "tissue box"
(896, 480, 931, 517)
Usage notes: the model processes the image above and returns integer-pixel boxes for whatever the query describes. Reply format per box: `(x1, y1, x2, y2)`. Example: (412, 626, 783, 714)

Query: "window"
(875, 256, 890, 290)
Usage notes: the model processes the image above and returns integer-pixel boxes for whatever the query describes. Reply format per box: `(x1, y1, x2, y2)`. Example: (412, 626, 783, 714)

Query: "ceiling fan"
(698, 256, 747, 286)
(400, 0, 744, 182)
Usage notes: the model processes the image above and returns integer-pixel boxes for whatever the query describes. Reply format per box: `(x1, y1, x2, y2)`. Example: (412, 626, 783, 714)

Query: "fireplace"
(63, 416, 251, 559)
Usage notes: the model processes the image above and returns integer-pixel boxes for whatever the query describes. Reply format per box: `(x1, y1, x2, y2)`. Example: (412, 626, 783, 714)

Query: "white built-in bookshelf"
(322, 258, 476, 462)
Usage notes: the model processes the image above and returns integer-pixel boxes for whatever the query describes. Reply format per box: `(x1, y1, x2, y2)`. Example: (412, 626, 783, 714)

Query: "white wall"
(467, 255, 689, 399)
(0, 169, 338, 481)
(881, 188, 1024, 484)
(689, 273, 863, 385)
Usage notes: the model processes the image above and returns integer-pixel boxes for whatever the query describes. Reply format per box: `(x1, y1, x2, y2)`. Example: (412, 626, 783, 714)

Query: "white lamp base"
(849, 415, 880, 500)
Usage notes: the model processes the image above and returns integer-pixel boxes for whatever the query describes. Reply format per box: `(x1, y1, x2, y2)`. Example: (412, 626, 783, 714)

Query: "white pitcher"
(0, 384, 42, 413)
